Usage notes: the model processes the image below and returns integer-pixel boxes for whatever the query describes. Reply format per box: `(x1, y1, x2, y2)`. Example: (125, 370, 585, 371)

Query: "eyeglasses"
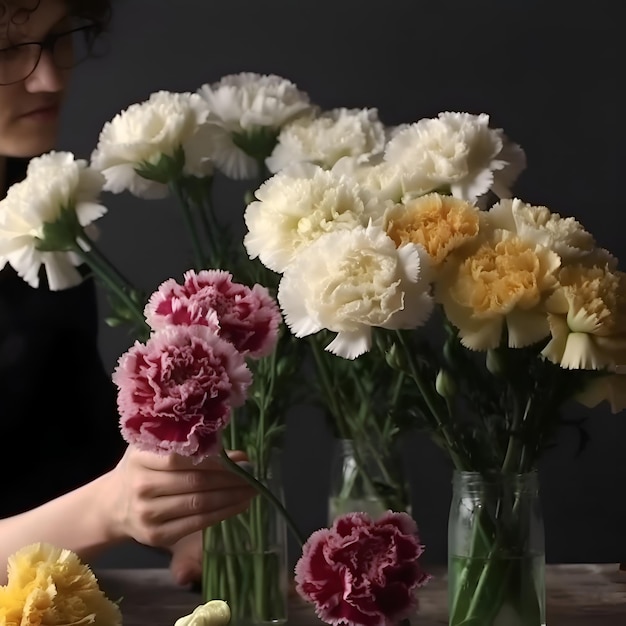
(0, 23, 99, 86)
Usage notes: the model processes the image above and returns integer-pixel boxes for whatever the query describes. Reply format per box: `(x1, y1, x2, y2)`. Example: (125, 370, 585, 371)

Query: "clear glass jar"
(327, 438, 411, 524)
(448, 470, 546, 626)
(202, 452, 288, 626)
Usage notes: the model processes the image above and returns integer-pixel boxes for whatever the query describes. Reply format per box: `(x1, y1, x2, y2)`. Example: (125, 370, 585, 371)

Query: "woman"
(0, 0, 255, 585)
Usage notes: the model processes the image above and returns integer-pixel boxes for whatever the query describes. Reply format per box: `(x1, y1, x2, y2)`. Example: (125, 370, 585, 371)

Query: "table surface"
(96, 564, 626, 626)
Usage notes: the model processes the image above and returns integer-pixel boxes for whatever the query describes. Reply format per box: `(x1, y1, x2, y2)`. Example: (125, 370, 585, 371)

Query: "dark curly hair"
(0, 0, 113, 41)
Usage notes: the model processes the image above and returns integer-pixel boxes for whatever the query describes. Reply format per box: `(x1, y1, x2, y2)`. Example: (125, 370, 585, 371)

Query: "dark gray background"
(55, 0, 625, 568)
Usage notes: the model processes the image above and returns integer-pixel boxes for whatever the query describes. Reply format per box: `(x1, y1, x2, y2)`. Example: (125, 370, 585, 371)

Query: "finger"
(142, 467, 256, 498)
(225, 450, 248, 464)
(143, 498, 253, 548)
(170, 557, 201, 586)
(169, 531, 202, 586)
(132, 450, 224, 472)
(170, 549, 202, 586)
(142, 486, 256, 524)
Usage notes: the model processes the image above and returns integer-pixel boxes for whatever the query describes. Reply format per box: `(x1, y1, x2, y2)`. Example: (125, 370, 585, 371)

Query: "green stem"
(307, 336, 351, 440)
(197, 191, 224, 269)
(219, 448, 305, 546)
(73, 236, 148, 335)
(502, 395, 531, 474)
(169, 180, 205, 271)
(393, 330, 466, 470)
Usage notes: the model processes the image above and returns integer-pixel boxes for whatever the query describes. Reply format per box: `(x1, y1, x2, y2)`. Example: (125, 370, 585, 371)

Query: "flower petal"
(325, 329, 372, 360)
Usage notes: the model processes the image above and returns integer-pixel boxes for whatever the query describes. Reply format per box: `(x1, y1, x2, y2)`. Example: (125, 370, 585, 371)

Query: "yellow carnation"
(0, 544, 121, 626)
(436, 229, 560, 350)
(385, 192, 479, 266)
(542, 265, 626, 370)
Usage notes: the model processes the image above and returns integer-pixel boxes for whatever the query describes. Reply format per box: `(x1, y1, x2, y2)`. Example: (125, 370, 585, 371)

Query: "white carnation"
(486, 198, 596, 261)
(277, 223, 433, 359)
(0, 152, 107, 290)
(243, 163, 377, 274)
(384, 111, 526, 203)
(91, 90, 215, 199)
(197, 72, 313, 179)
(332, 155, 404, 204)
(266, 107, 386, 173)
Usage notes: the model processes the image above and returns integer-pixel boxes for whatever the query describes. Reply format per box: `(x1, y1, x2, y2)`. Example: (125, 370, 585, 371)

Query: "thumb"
(226, 449, 249, 464)
(170, 543, 202, 586)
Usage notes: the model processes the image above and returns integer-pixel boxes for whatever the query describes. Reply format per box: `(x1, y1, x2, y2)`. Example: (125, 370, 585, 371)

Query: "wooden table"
(96, 565, 626, 626)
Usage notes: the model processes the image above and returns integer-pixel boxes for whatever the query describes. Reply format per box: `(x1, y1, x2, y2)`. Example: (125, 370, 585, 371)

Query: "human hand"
(169, 530, 202, 586)
(101, 447, 256, 549)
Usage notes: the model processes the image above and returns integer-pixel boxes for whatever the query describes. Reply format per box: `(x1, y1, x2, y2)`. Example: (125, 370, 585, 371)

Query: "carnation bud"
(385, 343, 407, 371)
(436, 369, 456, 399)
(486, 349, 505, 376)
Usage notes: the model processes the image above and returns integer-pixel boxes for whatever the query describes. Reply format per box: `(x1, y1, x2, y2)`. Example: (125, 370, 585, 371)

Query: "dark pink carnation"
(145, 269, 282, 359)
(112, 324, 252, 461)
(294, 512, 431, 626)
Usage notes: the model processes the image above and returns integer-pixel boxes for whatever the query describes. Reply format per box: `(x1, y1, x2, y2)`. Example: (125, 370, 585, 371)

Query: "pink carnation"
(294, 512, 431, 626)
(112, 324, 252, 461)
(145, 269, 282, 358)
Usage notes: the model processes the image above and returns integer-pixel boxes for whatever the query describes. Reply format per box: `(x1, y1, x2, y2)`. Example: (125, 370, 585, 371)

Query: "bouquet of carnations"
(242, 107, 626, 625)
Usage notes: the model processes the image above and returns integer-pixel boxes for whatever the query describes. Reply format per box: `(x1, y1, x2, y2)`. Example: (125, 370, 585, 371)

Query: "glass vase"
(448, 470, 546, 626)
(202, 453, 288, 626)
(327, 438, 411, 524)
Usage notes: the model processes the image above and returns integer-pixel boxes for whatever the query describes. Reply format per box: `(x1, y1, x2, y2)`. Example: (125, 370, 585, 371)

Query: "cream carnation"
(277, 223, 433, 359)
(266, 107, 386, 173)
(542, 265, 626, 370)
(486, 198, 596, 262)
(0, 151, 106, 290)
(91, 90, 215, 198)
(243, 163, 375, 273)
(331, 156, 404, 204)
(436, 229, 560, 350)
(384, 112, 526, 203)
(197, 72, 313, 179)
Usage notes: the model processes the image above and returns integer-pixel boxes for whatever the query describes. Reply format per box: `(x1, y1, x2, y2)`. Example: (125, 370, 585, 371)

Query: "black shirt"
(0, 158, 125, 518)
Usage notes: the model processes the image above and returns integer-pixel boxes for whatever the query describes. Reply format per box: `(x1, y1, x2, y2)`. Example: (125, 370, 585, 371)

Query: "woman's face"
(0, 0, 73, 158)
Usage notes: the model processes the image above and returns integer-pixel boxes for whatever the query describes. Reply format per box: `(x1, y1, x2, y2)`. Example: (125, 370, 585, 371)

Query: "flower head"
(331, 157, 404, 204)
(542, 265, 626, 370)
(486, 198, 597, 262)
(294, 511, 431, 626)
(384, 112, 525, 203)
(266, 107, 386, 173)
(91, 90, 215, 198)
(436, 229, 561, 350)
(278, 223, 433, 359)
(0, 543, 121, 626)
(385, 192, 480, 267)
(145, 269, 282, 359)
(197, 72, 313, 179)
(113, 324, 252, 461)
(243, 163, 375, 274)
(0, 151, 106, 290)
